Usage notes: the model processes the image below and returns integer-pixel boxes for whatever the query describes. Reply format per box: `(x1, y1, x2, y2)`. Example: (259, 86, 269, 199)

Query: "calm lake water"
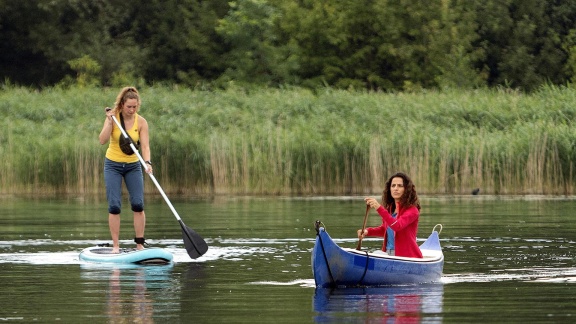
(0, 195, 575, 323)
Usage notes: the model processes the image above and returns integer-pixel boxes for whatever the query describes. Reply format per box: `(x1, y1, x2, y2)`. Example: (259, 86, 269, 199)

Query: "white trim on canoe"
(342, 247, 444, 263)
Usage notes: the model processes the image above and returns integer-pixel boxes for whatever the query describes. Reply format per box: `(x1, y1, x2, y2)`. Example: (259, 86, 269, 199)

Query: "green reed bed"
(2, 85, 576, 195)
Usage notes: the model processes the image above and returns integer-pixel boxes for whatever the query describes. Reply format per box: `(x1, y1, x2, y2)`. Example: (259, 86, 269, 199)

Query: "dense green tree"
(1, 0, 575, 91)
(0, 1, 144, 87)
(0, 0, 229, 87)
(473, 0, 575, 90)
(244, 0, 485, 91)
(133, 0, 229, 87)
(215, 0, 299, 86)
(548, 1, 576, 84)
(563, 29, 576, 82)
(0, 1, 60, 86)
(273, 0, 358, 88)
(429, 0, 486, 89)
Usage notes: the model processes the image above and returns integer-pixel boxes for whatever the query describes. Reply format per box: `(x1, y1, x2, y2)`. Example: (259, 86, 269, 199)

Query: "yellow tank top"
(105, 112, 140, 163)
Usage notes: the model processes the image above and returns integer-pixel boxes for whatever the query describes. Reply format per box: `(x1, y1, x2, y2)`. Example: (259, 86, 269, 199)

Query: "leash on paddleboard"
(314, 220, 336, 287)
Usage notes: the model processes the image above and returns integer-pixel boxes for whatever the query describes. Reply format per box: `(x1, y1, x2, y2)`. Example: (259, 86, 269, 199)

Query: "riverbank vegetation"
(2, 85, 576, 196)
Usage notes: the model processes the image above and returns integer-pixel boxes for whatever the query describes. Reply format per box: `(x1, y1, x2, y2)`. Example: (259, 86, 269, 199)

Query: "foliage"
(67, 55, 101, 87)
(1, 0, 576, 91)
(2, 85, 576, 195)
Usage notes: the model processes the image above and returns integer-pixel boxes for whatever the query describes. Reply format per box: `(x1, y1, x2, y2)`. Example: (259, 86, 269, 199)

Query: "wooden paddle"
(356, 204, 371, 250)
(107, 108, 208, 259)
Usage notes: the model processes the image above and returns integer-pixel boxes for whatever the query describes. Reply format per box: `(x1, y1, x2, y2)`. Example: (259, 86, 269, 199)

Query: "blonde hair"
(111, 86, 141, 114)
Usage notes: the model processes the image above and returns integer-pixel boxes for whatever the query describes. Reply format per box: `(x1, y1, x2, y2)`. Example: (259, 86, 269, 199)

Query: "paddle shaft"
(356, 205, 371, 250)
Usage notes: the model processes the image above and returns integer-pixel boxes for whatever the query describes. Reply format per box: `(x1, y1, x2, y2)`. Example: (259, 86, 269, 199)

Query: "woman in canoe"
(357, 172, 423, 258)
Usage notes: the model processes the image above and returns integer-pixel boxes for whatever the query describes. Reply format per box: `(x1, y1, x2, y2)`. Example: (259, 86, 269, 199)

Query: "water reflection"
(81, 264, 174, 322)
(180, 262, 209, 288)
(313, 284, 444, 323)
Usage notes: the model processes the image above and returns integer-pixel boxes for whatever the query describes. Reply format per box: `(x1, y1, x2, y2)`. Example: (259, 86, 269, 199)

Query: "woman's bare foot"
(136, 244, 145, 251)
(111, 247, 120, 254)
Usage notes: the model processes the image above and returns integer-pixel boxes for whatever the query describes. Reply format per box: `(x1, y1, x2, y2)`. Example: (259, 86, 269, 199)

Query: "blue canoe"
(312, 221, 444, 287)
(79, 246, 173, 265)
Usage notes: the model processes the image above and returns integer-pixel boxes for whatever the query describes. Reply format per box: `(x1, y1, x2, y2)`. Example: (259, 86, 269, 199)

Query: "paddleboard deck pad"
(79, 246, 173, 265)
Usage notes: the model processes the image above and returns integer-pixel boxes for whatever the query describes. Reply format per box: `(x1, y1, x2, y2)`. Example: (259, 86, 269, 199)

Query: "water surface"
(0, 195, 575, 322)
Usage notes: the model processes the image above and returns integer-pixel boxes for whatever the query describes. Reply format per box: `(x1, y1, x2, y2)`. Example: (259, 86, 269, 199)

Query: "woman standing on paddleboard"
(98, 86, 153, 253)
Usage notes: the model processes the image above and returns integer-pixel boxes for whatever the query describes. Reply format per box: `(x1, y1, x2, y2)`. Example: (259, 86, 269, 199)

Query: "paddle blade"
(179, 220, 208, 259)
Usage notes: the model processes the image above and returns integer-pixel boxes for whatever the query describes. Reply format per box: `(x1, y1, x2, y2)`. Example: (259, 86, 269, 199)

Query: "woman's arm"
(365, 224, 387, 237)
(376, 205, 419, 231)
(363, 197, 388, 236)
(138, 116, 152, 173)
(99, 116, 113, 145)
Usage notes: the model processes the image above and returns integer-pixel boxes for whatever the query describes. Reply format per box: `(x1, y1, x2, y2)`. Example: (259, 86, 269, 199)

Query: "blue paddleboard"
(79, 246, 173, 265)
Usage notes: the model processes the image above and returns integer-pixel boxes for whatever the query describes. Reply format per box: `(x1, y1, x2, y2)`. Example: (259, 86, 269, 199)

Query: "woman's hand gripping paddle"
(106, 108, 208, 259)
(356, 205, 371, 250)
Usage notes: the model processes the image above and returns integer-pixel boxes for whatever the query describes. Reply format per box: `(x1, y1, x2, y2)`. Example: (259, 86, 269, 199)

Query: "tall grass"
(2, 84, 576, 195)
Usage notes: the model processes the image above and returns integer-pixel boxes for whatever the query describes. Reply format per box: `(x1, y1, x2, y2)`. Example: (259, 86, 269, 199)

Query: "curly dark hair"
(381, 172, 420, 213)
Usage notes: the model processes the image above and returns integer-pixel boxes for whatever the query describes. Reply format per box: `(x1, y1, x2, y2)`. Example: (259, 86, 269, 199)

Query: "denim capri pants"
(104, 158, 144, 214)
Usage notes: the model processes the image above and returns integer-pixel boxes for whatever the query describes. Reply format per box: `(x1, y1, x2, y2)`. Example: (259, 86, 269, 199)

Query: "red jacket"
(365, 205, 423, 258)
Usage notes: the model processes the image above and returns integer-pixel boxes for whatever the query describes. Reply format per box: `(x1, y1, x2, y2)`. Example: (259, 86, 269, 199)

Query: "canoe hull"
(312, 225, 443, 287)
(79, 246, 173, 265)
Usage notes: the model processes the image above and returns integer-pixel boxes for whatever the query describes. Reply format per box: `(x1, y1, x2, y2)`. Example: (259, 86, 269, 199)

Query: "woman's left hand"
(365, 197, 381, 210)
(145, 165, 153, 174)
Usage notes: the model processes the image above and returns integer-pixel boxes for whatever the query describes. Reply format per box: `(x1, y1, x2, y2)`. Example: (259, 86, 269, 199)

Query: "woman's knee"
(108, 205, 121, 214)
(131, 203, 144, 212)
